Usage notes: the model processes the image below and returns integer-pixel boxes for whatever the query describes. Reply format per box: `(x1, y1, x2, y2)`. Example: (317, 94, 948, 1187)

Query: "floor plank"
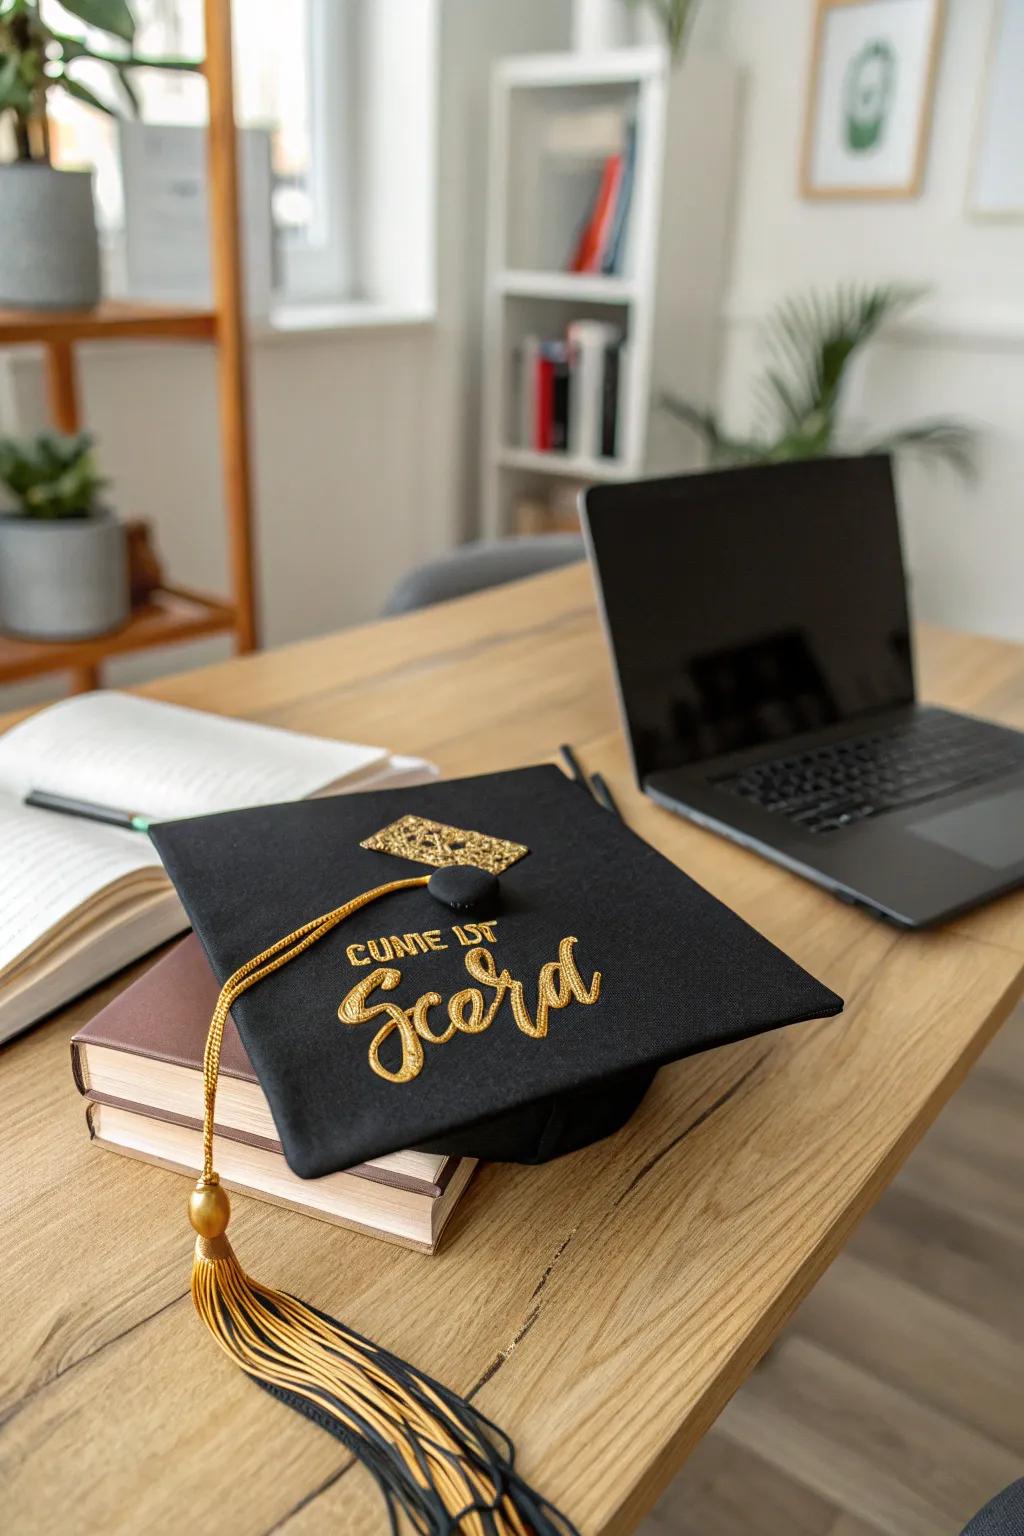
(793, 1253, 1024, 1455)
(646, 1005, 1024, 1534)
(635, 1435, 840, 1536)
(717, 1336, 1020, 1536)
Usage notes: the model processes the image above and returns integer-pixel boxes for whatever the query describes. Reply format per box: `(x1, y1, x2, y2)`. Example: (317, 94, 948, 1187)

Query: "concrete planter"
(0, 164, 101, 309)
(572, 0, 634, 50)
(0, 509, 129, 639)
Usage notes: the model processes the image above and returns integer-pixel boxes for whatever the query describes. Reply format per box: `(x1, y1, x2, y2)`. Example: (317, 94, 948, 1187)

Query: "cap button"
(427, 865, 500, 913)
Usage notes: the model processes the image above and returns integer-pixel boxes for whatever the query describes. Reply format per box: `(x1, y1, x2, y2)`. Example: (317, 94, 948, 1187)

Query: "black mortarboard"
(148, 765, 841, 1534)
(151, 765, 840, 1178)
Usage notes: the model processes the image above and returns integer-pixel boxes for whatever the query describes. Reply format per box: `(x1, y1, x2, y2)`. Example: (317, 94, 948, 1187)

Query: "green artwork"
(843, 38, 897, 152)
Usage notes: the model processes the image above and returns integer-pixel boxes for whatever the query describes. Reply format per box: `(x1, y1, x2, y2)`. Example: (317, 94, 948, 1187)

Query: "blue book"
(602, 117, 637, 276)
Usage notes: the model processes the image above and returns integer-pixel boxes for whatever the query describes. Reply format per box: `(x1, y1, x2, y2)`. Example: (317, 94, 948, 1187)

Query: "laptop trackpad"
(911, 785, 1024, 870)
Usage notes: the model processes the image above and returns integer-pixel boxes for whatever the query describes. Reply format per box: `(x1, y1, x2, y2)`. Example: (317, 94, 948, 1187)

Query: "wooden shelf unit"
(0, 587, 237, 688)
(0, 0, 257, 695)
(0, 302, 218, 345)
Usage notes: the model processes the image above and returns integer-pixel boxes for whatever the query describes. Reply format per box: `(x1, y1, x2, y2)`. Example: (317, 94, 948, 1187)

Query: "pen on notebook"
(590, 772, 621, 819)
(25, 789, 152, 833)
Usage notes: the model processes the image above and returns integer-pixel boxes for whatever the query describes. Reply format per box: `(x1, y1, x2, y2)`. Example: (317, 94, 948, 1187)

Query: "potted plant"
(0, 430, 128, 638)
(0, 0, 198, 309)
(622, 0, 701, 60)
(662, 284, 976, 473)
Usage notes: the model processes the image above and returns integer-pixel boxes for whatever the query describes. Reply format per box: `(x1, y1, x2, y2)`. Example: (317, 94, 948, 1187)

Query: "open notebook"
(0, 691, 434, 1043)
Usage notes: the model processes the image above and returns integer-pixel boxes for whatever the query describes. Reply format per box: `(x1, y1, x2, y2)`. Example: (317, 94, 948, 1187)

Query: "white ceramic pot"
(0, 509, 129, 639)
(0, 164, 101, 309)
(572, 0, 634, 52)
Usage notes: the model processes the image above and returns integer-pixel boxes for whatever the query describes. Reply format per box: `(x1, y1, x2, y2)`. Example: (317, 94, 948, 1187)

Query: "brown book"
(71, 933, 462, 1200)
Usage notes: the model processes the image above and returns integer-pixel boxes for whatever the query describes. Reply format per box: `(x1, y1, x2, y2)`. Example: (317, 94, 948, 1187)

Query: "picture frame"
(969, 0, 1024, 218)
(801, 0, 945, 199)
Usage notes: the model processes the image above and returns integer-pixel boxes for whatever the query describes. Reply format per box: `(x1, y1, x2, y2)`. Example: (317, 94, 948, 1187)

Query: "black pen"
(590, 772, 621, 820)
(25, 788, 153, 832)
(558, 742, 587, 788)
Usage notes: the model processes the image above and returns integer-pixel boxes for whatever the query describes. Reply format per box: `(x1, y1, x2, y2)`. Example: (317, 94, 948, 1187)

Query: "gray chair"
(382, 535, 584, 617)
(961, 1479, 1024, 1535)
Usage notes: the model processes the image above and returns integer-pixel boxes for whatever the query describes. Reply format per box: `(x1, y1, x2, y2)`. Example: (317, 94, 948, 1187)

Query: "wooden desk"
(4, 563, 1024, 1536)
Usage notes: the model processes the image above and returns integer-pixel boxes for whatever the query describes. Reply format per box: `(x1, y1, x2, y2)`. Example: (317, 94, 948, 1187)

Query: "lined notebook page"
(0, 798, 162, 976)
(0, 692, 390, 821)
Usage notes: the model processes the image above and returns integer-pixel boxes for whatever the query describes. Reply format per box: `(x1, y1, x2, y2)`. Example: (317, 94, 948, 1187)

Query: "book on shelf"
(565, 115, 637, 278)
(535, 345, 554, 452)
(601, 341, 625, 458)
(72, 933, 476, 1253)
(569, 153, 622, 275)
(543, 340, 571, 452)
(0, 692, 434, 1044)
(517, 334, 540, 450)
(515, 324, 625, 461)
(567, 320, 622, 461)
(601, 118, 637, 276)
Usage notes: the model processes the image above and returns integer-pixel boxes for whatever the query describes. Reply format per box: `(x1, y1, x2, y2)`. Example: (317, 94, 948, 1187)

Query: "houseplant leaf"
(863, 420, 977, 478)
(55, 72, 117, 115)
(660, 281, 974, 478)
(56, 0, 136, 44)
(660, 394, 768, 464)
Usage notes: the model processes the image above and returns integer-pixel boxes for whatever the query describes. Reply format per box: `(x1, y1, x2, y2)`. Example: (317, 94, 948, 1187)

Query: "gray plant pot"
(0, 509, 129, 640)
(0, 164, 101, 310)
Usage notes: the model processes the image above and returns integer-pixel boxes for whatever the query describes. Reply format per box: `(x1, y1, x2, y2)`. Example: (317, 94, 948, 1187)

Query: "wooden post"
(48, 339, 98, 691)
(203, 0, 259, 653)
(45, 341, 80, 432)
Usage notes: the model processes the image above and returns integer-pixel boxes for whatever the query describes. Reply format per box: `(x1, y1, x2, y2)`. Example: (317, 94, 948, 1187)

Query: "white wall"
(701, 0, 1024, 642)
(0, 0, 571, 709)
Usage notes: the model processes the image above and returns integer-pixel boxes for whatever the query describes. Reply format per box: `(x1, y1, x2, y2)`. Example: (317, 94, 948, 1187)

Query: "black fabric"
(961, 1480, 1024, 1536)
(151, 765, 842, 1177)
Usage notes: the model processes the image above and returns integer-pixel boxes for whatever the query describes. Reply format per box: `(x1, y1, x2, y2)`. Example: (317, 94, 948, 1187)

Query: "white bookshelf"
(481, 47, 740, 538)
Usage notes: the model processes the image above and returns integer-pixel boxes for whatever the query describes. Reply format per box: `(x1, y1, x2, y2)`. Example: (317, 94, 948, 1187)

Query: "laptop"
(581, 456, 1024, 928)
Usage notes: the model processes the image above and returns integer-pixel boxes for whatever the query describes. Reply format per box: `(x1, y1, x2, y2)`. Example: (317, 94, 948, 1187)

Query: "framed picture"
(969, 0, 1024, 217)
(801, 0, 945, 199)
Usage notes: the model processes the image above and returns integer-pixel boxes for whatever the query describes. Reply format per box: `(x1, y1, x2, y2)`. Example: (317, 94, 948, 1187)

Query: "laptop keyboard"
(714, 711, 1024, 834)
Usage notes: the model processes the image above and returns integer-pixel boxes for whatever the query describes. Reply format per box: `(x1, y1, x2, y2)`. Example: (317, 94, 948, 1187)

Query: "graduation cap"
(150, 765, 841, 1534)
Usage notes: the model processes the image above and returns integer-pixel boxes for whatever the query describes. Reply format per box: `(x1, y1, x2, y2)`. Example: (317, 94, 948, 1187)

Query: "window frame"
(278, 0, 357, 302)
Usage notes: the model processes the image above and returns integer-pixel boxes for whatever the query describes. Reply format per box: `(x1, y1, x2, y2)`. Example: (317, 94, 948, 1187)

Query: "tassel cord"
(190, 874, 579, 1536)
(196, 1253, 533, 1533)
(200, 877, 430, 1181)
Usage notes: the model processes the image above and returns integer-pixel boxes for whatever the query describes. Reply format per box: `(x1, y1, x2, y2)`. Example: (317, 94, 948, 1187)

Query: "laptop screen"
(583, 456, 915, 780)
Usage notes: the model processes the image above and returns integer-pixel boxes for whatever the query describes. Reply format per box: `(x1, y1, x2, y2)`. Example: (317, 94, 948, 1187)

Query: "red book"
(589, 154, 624, 272)
(535, 354, 554, 451)
(570, 154, 623, 274)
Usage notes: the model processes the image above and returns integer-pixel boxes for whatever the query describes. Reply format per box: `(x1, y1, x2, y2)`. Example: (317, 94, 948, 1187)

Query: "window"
(45, 0, 437, 315)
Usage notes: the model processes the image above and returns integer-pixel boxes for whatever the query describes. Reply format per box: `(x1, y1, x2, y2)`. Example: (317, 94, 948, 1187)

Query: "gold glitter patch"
(360, 815, 529, 875)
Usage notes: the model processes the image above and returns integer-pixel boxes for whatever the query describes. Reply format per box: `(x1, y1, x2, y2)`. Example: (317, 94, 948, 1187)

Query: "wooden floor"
(640, 1003, 1024, 1536)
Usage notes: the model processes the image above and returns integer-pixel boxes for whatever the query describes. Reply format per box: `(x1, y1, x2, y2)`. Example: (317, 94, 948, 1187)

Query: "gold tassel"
(188, 877, 576, 1536)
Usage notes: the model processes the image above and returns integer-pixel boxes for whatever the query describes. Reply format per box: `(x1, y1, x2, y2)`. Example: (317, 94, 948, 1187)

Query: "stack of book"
(72, 935, 476, 1253)
(0, 689, 471, 1253)
(517, 321, 625, 460)
(566, 117, 637, 276)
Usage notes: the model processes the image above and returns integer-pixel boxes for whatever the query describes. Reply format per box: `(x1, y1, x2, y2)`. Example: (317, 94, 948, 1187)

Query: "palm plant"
(0, 0, 198, 163)
(622, 0, 700, 60)
(663, 284, 976, 476)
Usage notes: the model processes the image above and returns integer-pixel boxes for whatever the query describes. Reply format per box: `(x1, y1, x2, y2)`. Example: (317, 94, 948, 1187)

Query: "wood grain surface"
(2, 562, 1023, 1536)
